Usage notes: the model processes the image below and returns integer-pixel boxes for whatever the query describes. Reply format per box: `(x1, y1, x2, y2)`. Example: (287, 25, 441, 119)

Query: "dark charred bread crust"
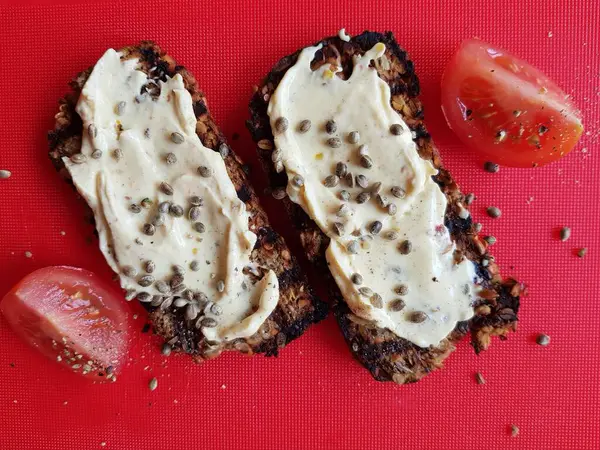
(48, 41, 327, 361)
(247, 31, 523, 383)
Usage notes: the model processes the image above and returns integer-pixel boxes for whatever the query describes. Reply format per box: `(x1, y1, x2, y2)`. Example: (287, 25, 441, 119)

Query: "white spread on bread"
(65, 49, 279, 343)
(268, 42, 476, 347)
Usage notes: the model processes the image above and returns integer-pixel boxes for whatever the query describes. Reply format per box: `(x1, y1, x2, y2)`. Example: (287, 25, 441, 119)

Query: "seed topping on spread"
(298, 119, 312, 133)
(170, 132, 184, 144)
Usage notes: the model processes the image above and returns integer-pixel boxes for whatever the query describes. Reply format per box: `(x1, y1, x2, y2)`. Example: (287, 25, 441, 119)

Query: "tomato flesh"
(0, 266, 131, 381)
(441, 39, 583, 167)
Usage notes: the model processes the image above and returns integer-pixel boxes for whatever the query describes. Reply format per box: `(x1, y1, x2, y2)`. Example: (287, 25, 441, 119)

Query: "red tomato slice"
(0, 266, 132, 381)
(441, 39, 583, 167)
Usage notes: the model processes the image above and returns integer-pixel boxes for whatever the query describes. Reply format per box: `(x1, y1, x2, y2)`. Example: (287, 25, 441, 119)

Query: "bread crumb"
(548, 31, 553, 37)
(221, 384, 226, 390)
(24, 251, 32, 258)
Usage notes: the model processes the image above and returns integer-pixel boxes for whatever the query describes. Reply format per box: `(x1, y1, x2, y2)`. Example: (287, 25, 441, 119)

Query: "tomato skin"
(0, 266, 132, 381)
(441, 39, 583, 168)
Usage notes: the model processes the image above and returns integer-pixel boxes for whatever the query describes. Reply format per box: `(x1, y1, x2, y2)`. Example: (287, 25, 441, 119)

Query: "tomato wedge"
(441, 39, 583, 167)
(0, 266, 132, 381)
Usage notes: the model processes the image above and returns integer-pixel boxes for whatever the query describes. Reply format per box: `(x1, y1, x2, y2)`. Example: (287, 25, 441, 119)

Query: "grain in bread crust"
(247, 31, 522, 383)
(48, 41, 327, 364)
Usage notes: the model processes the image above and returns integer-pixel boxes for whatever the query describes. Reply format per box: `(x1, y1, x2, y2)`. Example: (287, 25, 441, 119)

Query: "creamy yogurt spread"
(268, 42, 476, 347)
(65, 49, 279, 343)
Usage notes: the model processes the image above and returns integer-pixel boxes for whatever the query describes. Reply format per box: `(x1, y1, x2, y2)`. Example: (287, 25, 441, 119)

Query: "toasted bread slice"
(247, 31, 522, 383)
(48, 41, 327, 360)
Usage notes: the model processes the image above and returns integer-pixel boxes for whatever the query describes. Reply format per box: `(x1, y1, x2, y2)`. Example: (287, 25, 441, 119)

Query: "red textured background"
(1, 1, 599, 449)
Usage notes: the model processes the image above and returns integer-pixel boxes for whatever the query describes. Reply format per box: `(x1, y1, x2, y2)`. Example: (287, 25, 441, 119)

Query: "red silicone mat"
(1, 1, 599, 449)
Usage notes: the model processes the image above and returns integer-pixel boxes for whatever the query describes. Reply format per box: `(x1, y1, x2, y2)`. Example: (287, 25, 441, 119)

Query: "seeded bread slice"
(48, 41, 327, 362)
(247, 31, 523, 384)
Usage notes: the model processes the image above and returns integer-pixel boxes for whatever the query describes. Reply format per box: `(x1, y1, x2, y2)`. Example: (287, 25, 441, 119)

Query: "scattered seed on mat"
(486, 206, 501, 218)
(511, 424, 519, 437)
(536, 334, 550, 346)
(475, 372, 486, 385)
(483, 161, 500, 173)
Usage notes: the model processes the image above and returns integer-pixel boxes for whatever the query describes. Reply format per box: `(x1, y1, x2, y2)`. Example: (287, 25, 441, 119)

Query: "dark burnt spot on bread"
(390, 83, 408, 96)
(139, 45, 160, 64)
(236, 184, 252, 203)
(247, 31, 522, 383)
(444, 213, 472, 235)
(193, 101, 208, 117)
(276, 265, 302, 290)
(256, 226, 279, 247)
(48, 41, 327, 360)
(474, 262, 492, 282)
(354, 31, 386, 51)
(411, 123, 430, 140)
